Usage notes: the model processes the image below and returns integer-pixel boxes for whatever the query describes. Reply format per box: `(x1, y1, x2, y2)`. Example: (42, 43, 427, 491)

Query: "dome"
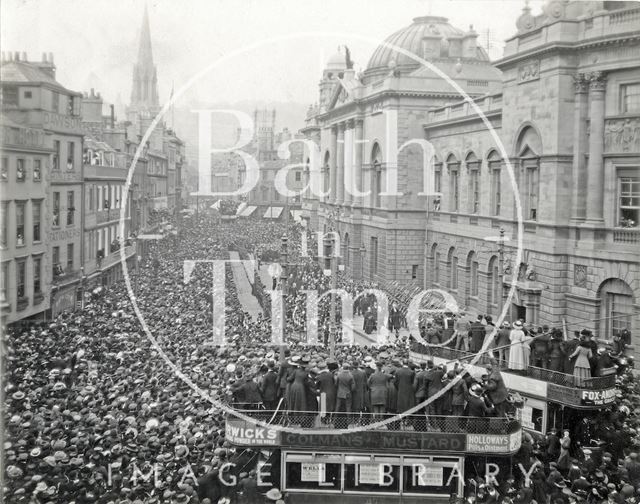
(325, 50, 347, 72)
(363, 16, 485, 82)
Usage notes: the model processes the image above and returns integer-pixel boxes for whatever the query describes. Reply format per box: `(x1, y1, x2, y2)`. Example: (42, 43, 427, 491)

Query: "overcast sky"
(2, 0, 545, 113)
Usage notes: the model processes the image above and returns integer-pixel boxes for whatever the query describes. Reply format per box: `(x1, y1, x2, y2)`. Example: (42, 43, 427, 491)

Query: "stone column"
(353, 119, 364, 208)
(571, 73, 589, 222)
(336, 122, 345, 205)
(585, 71, 606, 223)
(343, 119, 354, 206)
(330, 126, 338, 203)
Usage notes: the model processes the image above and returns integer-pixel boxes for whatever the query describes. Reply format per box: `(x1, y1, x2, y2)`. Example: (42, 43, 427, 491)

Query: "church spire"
(137, 4, 154, 69)
(130, 4, 159, 111)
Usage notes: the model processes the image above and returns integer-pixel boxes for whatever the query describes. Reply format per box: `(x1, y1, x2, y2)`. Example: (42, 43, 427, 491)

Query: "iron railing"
(411, 343, 617, 389)
(229, 409, 521, 435)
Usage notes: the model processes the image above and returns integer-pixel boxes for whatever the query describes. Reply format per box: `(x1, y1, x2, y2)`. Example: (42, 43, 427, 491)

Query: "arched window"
(467, 251, 479, 298)
(515, 126, 542, 221)
(487, 256, 500, 307)
(430, 243, 440, 284)
(446, 154, 460, 212)
(433, 156, 442, 211)
(487, 150, 502, 216)
(323, 151, 330, 201)
(447, 246, 458, 290)
(343, 232, 350, 267)
(466, 152, 480, 214)
(371, 143, 382, 208)
(597, 278, 635, 340)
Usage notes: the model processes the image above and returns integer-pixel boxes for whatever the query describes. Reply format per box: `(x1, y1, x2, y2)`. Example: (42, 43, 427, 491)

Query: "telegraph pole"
(498, 227, 505, 313)
(325, 208, 339, 360)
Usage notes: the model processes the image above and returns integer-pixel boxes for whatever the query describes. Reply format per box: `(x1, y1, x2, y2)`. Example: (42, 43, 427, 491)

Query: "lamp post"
(279, 233, 289, 362)
(498, 227, 505, 313)
(325, 207, 340, 359)
(80, 267, 86, 310)
(484, 227, 508, 316)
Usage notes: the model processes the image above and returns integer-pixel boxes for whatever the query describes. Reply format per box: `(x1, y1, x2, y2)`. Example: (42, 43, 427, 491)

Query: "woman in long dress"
(569, 340, 592, 387)
(508, 321, 527, 371)
(556, 431, 572, 475)
(547, 330, 565, 372)
(286, 363, 308, 415)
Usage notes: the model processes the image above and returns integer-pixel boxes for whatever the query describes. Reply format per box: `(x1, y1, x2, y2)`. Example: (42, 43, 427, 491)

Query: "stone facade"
(302, 1, 640, 360)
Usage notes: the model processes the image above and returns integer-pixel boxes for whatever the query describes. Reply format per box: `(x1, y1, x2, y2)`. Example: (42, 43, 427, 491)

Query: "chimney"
(42, 52, 47, 62)
(447, 35, 463, 58)
(110, 104, 115, 128)
(462, 26, 478, 58)
(14, 51, 20, 61)
(422, 34, 442, 59)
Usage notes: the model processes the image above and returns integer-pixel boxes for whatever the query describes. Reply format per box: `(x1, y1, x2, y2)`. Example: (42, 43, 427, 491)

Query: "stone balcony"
(410, 344, 617, 410)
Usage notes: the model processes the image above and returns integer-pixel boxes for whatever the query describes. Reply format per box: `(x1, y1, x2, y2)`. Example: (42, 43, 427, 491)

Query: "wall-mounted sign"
(301, 463, 325, 482)
(466, 434, 510, 454)
(413, 465, 443, 486)
(226, 418, 280, 446)
(581, 388, 616, 406)
(48, 227, 81, 242)
(42, 112, 83, 133)
(547, 383, 617, 409)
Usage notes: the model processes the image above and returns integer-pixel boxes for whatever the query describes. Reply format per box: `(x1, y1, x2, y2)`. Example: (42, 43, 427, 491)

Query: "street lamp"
(325, 207, 341, 359)
(80, 267, 86, 310)
(484, 227, 508, 313)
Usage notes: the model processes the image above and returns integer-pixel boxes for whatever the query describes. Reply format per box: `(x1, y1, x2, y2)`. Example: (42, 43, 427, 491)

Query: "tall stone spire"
(130, 4, 159, 112)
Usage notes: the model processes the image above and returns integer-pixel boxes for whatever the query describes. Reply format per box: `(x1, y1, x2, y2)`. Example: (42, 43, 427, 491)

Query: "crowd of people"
(3, 211, 639, 503)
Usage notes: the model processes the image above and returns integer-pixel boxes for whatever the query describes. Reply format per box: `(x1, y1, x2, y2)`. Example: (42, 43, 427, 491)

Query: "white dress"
(508, 329, 527, 370)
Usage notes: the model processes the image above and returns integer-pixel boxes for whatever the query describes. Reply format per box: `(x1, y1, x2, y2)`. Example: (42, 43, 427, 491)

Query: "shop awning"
(235, 202, 247, 216)
(137, 234, 164, 240)
(210, 200, 221, 210)
(239, 205, 257, 217)
(263, 207, 283, 219)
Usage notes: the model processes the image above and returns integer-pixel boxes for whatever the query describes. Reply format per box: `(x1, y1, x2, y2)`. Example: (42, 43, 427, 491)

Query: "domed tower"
(319, 47, 347, 111)
(361, 15, 489, 85)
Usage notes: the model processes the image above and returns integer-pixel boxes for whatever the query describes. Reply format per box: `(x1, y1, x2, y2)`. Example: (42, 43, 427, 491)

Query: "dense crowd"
(3, 212, 639, 503)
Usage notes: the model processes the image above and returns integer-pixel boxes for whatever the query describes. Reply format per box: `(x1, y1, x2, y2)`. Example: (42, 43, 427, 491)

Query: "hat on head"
(513, 321, 523, 328)
(266, 488, 283, 501)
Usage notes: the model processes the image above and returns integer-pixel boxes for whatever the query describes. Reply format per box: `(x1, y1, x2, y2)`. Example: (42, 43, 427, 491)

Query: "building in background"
(301, 0, 640, 357)
(422, 0, 639, 357)
(0, 51, 84, 318)
(0, 114, 51, 324)
(80, 89, 136, 292)
(301, 17, 500, 284)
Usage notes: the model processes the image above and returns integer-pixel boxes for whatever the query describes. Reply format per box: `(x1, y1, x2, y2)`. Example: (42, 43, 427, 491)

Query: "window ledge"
(16, 297, 29, 311)
(33, 293, 44, 304)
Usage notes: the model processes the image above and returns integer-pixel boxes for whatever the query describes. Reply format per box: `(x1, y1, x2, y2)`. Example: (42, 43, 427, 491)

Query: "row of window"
(86, 184, 127, 212)
(52, 191, 76, 227)
(0, 199, 43, 248)
(85, 224, 128, 263)
(52, 242, 75, 277)
(1, 156, 43, 182)
(52, 140, 76, 171)
(431, 247, 502, 307)
(0, 255, 44, 308)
